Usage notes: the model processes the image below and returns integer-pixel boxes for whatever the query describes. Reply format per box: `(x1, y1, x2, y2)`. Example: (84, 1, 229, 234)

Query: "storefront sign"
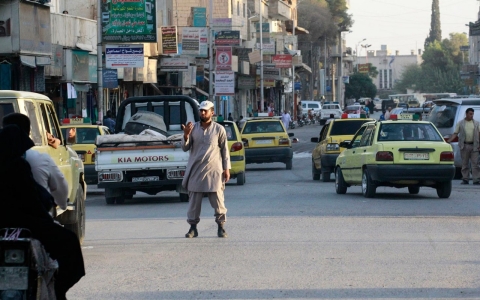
(272, 54, 292, 68)
(72, 50, 89, 81)
(192, 7, 207, 27)
(237, 48, 252, 62)
(182, 27, 208, 57)
(106, 44, 144, 68)
(215, 31, 240, 46)
(160, 26, 178, 54)
(160, 57, 189, 72)
(358, 63, 369, 73)
(215, 46, 232, 71)
(237, 76, 255, 90)
(256, 76, 276, 88)
(101, 0, 156, 42)
(257, 42, 275, 55)
(215, 71, 235, 95)
(102, 69, 118, 89)
(255, 23, 270, 33)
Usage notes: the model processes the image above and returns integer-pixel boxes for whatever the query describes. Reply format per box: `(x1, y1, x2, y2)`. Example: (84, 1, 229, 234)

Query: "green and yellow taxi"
(335, 113, 455, 198)
(311, 114, 373, 181)
(61, 118, 111, 184)
(217, 120, 246, 185)
(241, 117, 294, 170)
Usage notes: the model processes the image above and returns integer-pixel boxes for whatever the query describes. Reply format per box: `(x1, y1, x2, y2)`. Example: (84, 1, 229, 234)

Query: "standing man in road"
(448, 108, 480, 185)
(297, 101, 303, 122)
(281, 110, 291, 130)
(103, 110, 116, 133)
(384, 106, 392, 120)
(181, 100, 231, 238)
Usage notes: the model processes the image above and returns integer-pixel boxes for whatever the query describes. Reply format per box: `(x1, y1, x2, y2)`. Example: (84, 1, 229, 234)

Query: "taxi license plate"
(132, 176, 159, 182)
(255, 139, 272, 144)
(404, 153, 429, 160)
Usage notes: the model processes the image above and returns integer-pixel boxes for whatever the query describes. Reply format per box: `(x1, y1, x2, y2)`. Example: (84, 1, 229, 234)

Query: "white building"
(354, 45, 422, 92)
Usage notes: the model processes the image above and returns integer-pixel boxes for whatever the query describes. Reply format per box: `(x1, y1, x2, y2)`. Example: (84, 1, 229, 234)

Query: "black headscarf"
(0, 125, 53, 228)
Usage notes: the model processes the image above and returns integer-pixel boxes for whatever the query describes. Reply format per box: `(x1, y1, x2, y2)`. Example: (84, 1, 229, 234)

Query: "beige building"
(354, 45, 423, 92)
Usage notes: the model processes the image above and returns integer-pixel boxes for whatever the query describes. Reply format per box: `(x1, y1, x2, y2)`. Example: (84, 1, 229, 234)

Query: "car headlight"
(326, 143, 339, 151)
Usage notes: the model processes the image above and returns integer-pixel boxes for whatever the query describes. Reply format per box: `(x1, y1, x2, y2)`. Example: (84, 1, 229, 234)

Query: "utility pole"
(97, 0, 103, 123)
(209, 0, 214, 105)
(260, 0, 264, 113)
(338, 31, 342, 106)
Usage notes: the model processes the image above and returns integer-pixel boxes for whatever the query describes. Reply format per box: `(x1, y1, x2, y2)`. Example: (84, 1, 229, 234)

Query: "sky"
(346, 0, 480, 56)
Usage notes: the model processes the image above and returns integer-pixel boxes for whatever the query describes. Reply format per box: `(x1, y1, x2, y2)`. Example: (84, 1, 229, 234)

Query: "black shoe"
(217, 224, 228, 238)
(473, 182, 480, 185)
(461, 180, 469, 185)
(185, 225, 198, 238)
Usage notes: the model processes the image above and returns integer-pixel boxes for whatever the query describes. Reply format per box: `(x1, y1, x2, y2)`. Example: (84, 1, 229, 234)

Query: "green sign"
(101, 0, 157, 43)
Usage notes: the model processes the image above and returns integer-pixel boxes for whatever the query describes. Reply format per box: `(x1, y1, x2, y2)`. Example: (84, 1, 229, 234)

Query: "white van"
(301, 101, 322, 114)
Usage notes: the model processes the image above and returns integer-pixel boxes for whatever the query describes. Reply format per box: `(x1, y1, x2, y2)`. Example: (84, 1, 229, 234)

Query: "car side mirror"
(339, 141, 351, 149)
(288, 133, 294, 137)
(311, 137, 319, 143)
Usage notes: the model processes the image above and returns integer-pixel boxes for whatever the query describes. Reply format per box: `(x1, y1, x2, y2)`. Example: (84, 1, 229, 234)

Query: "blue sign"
(102, 69, 118, 89)
(221, 96, 230, 101)
(192, 7, 206, 27)
(294, 82, 301, 91)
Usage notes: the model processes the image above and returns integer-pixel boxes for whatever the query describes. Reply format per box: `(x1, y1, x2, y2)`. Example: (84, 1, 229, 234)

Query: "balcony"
(268, 0, 292, 21)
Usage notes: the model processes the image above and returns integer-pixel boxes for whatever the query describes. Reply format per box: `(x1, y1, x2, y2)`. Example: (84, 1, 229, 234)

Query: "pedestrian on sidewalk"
(447, 108, 480, 185)
(181, 100, 231, 238)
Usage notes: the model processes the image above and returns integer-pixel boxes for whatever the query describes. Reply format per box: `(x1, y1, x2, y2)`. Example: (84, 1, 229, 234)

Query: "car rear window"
(330, 120, 370, 135)
(219, 123, 237, 141)
(429, 104, 457, 128)
(242, 121, 284, 133)
(378, 123, 443, 141)
(61, 127, 100, 144)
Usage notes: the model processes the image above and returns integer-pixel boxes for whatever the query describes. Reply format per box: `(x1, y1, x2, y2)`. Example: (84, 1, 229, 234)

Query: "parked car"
(430, 98, 480, 178)
(301, 100, 322, 114)
(217, 120, 246, 185)
(374, 99, 383, 112)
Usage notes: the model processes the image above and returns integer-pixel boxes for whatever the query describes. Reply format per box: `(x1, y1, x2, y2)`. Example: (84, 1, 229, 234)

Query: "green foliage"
(345, 73, 377, 100)
(424, 0, 441, 48)
(395, 35, 465, 94)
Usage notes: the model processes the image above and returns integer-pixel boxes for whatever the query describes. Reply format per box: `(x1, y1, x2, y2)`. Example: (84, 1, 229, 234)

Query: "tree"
(424, 0, 441, 48)
(345, 73, 377, 100)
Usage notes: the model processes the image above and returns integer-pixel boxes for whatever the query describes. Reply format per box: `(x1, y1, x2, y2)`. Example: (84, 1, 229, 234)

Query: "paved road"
(70, 120, 480, 300)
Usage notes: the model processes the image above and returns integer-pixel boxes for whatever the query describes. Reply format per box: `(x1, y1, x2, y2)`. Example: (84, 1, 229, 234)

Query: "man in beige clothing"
(448, 108, 480, 185)
(181, 100, 231, 238)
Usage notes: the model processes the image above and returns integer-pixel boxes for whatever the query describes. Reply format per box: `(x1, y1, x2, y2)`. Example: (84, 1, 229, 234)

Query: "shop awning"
(295, 63, 312, 74)
(20, 55, 36, 68)
(73, 82, 90, 92)
(36, 56, 51, 66)
(195, 87, 209, 97)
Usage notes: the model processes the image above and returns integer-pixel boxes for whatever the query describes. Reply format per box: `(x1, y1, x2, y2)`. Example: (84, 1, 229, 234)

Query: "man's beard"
(200, 116, 211, 123)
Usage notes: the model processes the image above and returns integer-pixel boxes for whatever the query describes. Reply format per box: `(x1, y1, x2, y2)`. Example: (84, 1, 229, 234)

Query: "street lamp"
(361, 44, 372, 63)
(355, 38, 366, 61)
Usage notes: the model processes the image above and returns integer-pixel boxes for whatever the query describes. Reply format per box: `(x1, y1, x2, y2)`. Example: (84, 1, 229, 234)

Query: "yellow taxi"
(61, 118, 111, 184)
(311, 114, 373, 181)
(217, 120, 246, 185)
(335, 113, 455, 198)
(241, 117, 294, 170)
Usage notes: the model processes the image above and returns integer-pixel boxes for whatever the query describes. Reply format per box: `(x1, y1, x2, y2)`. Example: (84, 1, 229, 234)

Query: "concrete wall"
(50, 13, 97, 50)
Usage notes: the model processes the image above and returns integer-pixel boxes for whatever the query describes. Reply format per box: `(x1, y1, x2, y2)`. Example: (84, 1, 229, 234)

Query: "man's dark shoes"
(473, 182, 480, 185)
(461, 180, 469, 185)
(217, 224, 228, 238)
(185, 225, 198, 238)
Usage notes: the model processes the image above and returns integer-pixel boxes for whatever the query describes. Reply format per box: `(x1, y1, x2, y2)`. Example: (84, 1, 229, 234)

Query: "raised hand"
(181, 122, 194, 139)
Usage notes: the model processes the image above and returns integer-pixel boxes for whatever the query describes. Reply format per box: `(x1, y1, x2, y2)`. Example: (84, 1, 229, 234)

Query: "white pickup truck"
(319, 102, 343, 125)
(95, 96, 199, 204)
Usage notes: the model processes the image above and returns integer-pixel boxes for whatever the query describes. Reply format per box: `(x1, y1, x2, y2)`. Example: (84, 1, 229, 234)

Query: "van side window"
(46, 104, 61, 140)
(40, 103, 58, 138)
(0, 103, 14, 129)
(24, 101, 43, 146)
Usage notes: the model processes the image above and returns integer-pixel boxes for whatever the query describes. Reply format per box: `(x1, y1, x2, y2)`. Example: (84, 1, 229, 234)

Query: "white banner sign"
(181, 27, 208, 57)
(215, 71, 235, 95)
(160, 57, 189, 72)
(106, 44, 144, 68)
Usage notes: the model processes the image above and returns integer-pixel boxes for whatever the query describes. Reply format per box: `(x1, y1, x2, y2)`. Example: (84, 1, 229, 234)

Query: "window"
(237, 1, 240, 16)
(39, 103, 51, 135)
(0, 103, 14, 129)
(46, 105, 60, 140)
(379, 70, 383, 89)
(61, 127, 100, 145)
(220, 123, 237, 141)
(243, 121, 285, 133)
(320, 124, 329, 141)
(231, 0, 233, 15)
(378, 123, 443, 142)
(24, 101, 42, 146)
(330, 120, 370, 135)
(383, 69, 388, 90)
(389, 69, 393, 89)
(350, 126, 366, 148)
(359, 125, 375, 147)
(243, 3, 246, 17)
(429, 105, 458, 128)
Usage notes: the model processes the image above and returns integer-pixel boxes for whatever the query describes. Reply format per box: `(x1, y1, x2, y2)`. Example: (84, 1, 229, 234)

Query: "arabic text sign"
(272, 54, 292, 68)
(215, 31, 240, 46)
(160, 58, 189, 72)
(182, 27, 208, 57)
(101, 0, 157, 43)
(192, 7, 207, 27)
(216, 46, 232, 71)
(106, 44, 144, 68)
(161, 26, 178, 54)
(215, 71, 235, 95)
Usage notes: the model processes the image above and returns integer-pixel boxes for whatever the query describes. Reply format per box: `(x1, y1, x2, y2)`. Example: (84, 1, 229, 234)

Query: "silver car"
(430, 98, 480, 178)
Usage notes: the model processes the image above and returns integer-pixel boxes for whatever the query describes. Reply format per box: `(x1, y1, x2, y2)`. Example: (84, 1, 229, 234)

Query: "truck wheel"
(436, 181, 452, 199)
(321, 170, 330, 182)
(65, 186, 86, 244)
(105, 197, 115, 205)
(179, 193, 189, 202)
(335, 168, 347, 194)
(312, 164, 320, 180)
(362, 169, 376, 198)
(286, 159, 293, 170)
(115, 196, 125, 204)
(408, 186, 420, 194)
(236, 172, 245, 185)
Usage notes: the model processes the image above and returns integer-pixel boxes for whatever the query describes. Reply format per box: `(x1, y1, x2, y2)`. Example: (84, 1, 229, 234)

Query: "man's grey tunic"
(181, 122, 231, 192)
